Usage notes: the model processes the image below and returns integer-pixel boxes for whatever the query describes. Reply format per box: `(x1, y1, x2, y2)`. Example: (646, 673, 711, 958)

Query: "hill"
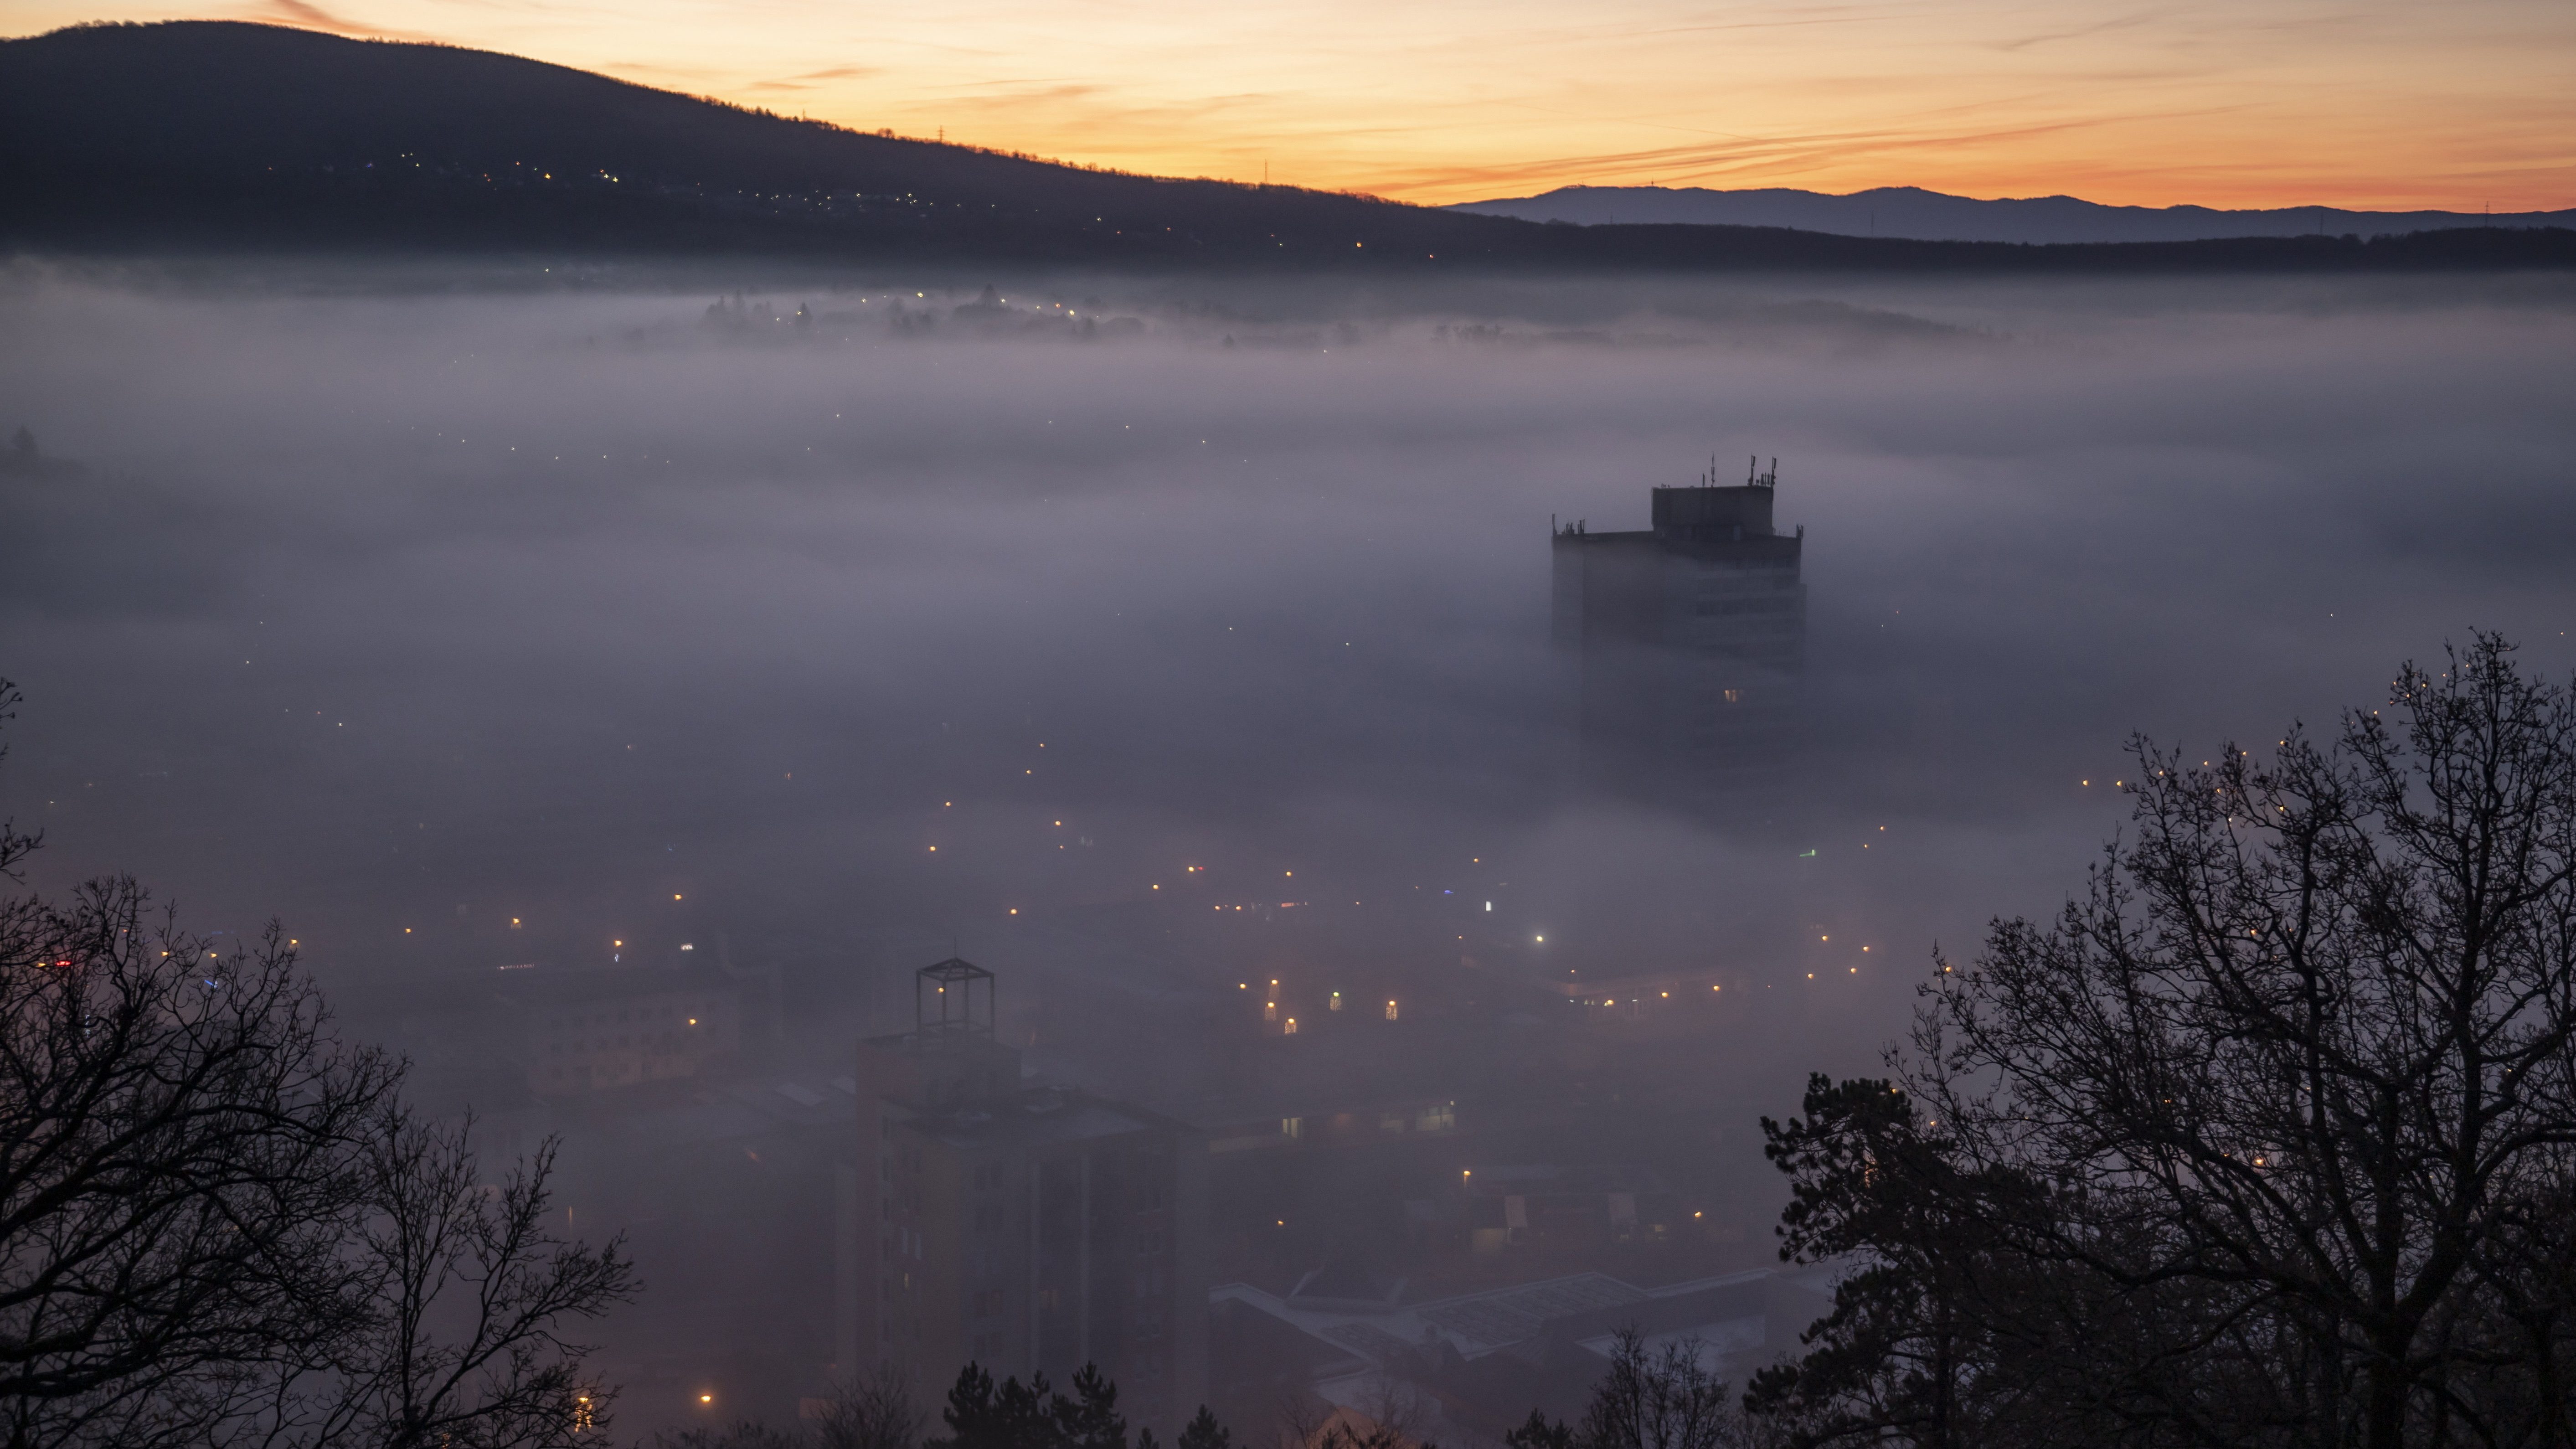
(5, 22, 2573, 273)
(1449, 185, 2576, 246)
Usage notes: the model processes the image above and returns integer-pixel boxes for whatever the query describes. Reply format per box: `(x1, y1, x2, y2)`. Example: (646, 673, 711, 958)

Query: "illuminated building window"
(1280, 1117, 1303, 1140)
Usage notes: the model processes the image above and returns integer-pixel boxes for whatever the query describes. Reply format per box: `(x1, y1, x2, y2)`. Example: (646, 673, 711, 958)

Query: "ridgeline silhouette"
(6, 21, 2574, 273)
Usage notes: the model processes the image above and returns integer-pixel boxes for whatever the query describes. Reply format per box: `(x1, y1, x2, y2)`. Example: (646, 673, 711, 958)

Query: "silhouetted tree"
(1176, 1405, 1234, 1449)
(1504, 1410, 1578, 1449)
(653, 1424, 806, 1449)
(1581, 1329, 1746, 1449)
(1746, 1077, 2066, 1449)
(1755, 636, 2576, 1449)
(931, 1361, 1129, 1449)
(810, 1366, 929, 1449)
(0, 877, 396, 1447)
(1276, 1387, 1409, 1449)
(0, 680, 635, 1448)
(286, 1108, 636, 1447)
(1512, 1330, 1765, 1449)
(1056, 1364, 1129, 1449)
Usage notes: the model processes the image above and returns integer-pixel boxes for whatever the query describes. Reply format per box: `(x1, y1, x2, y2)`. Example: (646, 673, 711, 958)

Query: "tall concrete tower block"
(1551, 459, 1806, 796)
(848, 960, 1207, 1432)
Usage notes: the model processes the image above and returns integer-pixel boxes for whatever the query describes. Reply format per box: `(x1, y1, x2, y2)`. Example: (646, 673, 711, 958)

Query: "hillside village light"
(1283, 1017, 1298, 1035)
(1386, 1000, 1399, 1021)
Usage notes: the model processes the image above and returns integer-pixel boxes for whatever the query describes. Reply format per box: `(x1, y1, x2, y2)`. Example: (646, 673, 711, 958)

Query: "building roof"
(1214, 1263, 1839, 1434)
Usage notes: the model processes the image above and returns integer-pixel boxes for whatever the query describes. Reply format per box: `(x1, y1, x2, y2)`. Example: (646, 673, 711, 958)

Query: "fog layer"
(3, 264, 2572, 1420)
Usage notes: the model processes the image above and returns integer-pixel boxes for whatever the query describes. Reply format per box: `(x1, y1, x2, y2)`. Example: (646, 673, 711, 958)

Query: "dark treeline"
(5, 22, 2573, 273)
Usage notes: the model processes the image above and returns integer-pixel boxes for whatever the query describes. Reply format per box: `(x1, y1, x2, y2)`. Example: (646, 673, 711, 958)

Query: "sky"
(9, 0, 2575, 209)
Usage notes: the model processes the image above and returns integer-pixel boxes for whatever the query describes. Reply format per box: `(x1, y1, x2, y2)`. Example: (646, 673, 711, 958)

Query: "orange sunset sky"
(11, 0, 2575, 210)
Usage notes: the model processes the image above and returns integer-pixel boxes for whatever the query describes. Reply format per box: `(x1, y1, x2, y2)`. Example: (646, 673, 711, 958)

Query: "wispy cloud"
(747, 64, 881, 92)
(239, 0, 426, 40)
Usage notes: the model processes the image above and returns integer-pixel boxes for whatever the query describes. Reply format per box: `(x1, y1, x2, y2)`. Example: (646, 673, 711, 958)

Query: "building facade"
(499, 963, 746, 1099)
(845, 961, 1207, 1432)
(1551, 459, 1806, 795)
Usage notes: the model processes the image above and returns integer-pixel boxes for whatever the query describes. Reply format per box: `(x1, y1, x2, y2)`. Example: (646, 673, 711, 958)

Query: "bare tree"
(281, 1109, 636, 1448)
(0, 679, 635, 1448)
(1512, 1329, 1771, 1449)
(1275, 1389, 1423, 1449)
(1890, 635, 2576, 1449)
(0, 878, 397, 1447)
(652, 1424, 806, 1449)
(1580, 1330, 1747, 1449)
(810, 1366, 928, 1449)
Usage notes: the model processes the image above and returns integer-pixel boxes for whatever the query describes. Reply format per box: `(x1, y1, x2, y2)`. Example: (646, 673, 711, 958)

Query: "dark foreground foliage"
(1753, 635, 2576, 1449)
(0, 680, 636, 1448)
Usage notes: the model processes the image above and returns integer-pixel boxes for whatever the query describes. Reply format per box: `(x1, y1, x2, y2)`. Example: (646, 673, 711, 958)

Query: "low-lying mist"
(4, 256, 2572, 1171)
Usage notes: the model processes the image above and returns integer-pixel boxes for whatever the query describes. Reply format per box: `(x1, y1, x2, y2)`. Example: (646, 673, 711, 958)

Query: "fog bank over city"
(8, 266, 2574, 1049)
(4, 262, 2573, 1428)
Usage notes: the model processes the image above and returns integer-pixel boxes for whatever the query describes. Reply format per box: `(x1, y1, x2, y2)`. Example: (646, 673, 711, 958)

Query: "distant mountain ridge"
(1450, 185, 2576, 246)
(3, 22, 2571, 273)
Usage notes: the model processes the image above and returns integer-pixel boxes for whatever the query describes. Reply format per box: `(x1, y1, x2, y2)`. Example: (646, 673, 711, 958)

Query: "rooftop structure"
(845, 961, 1208, 1436)
(1552, 457, 1807, 797)
(916, 957, 994, 1043)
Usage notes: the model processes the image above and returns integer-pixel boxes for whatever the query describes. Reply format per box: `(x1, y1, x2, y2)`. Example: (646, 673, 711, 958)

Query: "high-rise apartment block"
(1551, 459, 1806, 791)
(844, 961, 1207, 1430)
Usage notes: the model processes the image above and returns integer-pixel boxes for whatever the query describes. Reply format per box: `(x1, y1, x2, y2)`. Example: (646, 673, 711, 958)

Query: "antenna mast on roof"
(916, 958, 995, 1044)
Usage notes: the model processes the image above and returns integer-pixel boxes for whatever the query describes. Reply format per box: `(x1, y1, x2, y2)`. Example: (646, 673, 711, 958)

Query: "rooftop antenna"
(916, 957, 994, 1044)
